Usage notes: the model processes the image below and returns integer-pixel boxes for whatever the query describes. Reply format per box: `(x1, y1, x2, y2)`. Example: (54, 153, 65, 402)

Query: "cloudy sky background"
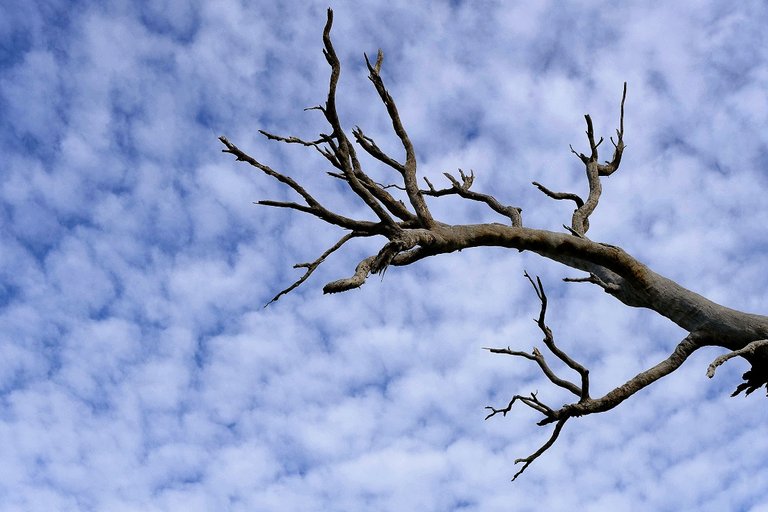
(2, 0, 768, 510)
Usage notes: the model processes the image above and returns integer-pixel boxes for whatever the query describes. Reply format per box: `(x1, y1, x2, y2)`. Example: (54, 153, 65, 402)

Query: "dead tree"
(220, 9, 768, 480)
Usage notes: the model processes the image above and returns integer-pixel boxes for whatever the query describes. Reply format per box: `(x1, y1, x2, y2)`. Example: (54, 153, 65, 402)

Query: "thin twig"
(266, 232, 361, 306)
(512, 418, 567, 481)
(532, 181, 585, 208)
(486, 346, 582, 397)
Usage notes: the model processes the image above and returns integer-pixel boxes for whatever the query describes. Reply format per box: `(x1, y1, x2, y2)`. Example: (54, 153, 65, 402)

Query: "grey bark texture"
(220, 9, 768, 479)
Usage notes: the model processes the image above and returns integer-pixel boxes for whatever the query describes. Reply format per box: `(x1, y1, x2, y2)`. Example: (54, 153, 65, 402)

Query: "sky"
(1, 0, 768, 510)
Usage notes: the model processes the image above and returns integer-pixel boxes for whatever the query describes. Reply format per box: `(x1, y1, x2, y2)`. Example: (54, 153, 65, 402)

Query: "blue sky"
(1, 0, 768, 510)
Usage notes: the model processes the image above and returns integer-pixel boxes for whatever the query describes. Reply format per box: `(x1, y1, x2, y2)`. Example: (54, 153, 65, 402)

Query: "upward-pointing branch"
(321, 10, 398, 230)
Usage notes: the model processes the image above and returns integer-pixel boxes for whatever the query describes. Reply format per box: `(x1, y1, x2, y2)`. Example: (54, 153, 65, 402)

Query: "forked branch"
(535, 82, 627, 236)
(423, 170, 523, 226)
(485, 275, 708, 478)
(485, 273, 590, 479)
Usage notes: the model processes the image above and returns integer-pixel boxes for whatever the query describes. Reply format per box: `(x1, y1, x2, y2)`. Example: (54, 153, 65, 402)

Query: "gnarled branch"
(220, 9, 768, 479)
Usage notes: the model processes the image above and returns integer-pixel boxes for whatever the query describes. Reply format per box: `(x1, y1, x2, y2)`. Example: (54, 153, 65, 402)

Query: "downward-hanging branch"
(220, 8, 768, 479)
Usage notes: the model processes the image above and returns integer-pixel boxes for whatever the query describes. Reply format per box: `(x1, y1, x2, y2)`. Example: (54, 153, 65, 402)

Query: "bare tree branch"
(532, 181, 584, 208)
(707, 339, 768, 378)
(485, 279, 706, 475)
(524, 272, 590, 400)
(511, 418, 567, 481)
(258, 129, 326, 147)
(325, 169, 416, 223)
(558, 83, 628, 235)
(259, 129, 343, 169)
(541, 333, 704, 423)
(485, 346, 582, 397)
(484, 388, 567, 480)
(422, 170, 523, 226)
(597, 82, 627, 177)
(364, 50, 435, 227)
(563, 273, 622, 295)
(320, 11, 400, 230)
(219, 10, 768, 480)
(220, 136, 378, 231)
(352, 126, 406, 174)
(266, 232, 361, 306)
(323, 255, 375, 294)
(707, 339, 768, 396)
(485, 391, 554, 420)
